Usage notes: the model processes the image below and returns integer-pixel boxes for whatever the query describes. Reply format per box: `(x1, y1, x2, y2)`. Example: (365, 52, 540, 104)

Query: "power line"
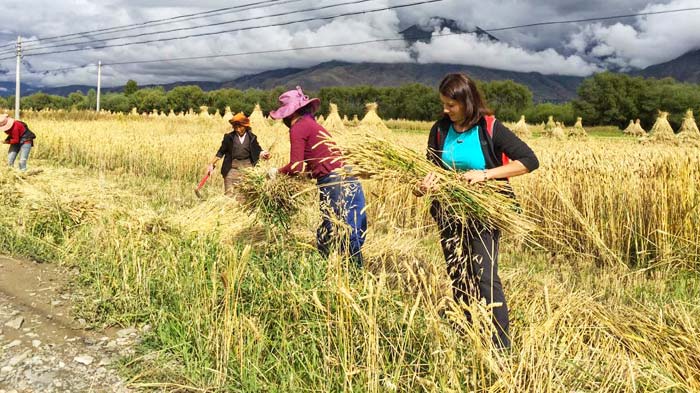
(0, 0, 444, 61)
(0, 0, 303, 55)
(14, 0, 384, 55)
(9, 6, 700, 77)
(485, 6, 700, 32)
(16, 0, 307, 53)
(0, 0, 288, 50)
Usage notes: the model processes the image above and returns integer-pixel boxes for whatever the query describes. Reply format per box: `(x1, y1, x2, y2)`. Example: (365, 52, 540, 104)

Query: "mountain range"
(1, 17, 698, 103)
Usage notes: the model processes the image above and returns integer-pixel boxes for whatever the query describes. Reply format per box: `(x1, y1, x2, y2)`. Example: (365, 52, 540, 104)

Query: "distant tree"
(208, 88, 245, 114)
(101, 93, 131, 113)
(68, 91, 87, 110)
(481, 80, 533, 122)
(86, 89, 97, 110)
(166, 85, 207, 113)
(131, 87, 166, 113)
(124, 80, 139, 96)
(21, 92, 68, 110)
(523, 102, 576, 125)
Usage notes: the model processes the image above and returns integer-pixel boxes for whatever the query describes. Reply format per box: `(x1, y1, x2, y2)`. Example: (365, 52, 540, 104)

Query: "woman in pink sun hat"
(268, 86, 367, 267)
(1, 114, 36, 172)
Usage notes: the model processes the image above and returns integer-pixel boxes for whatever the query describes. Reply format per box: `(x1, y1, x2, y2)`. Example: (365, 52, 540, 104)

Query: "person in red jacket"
(1, 114, 36, 172)
(267, 87, 367, 267)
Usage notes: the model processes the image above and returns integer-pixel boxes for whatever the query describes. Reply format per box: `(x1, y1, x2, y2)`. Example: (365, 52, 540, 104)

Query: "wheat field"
(0, 109, 698, 392)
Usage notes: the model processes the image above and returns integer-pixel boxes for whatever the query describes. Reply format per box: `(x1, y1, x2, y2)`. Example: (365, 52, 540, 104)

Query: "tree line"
(3, 73, 699, 127)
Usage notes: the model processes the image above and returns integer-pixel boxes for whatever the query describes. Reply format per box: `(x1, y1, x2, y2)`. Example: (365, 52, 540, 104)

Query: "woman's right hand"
(414, 172, 439, 197)
(206, 164, 215, 173)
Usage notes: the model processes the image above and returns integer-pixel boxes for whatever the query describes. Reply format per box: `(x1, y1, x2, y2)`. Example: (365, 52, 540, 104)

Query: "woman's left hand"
(261, 151, 271, 160)
(460, 170, 489, 184)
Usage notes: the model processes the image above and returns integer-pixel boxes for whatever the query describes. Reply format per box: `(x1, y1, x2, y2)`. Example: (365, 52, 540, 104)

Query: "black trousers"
(432, 202, 511, 348)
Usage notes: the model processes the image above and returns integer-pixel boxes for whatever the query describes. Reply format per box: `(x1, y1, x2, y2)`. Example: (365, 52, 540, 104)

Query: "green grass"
(2, 161, 700, 392)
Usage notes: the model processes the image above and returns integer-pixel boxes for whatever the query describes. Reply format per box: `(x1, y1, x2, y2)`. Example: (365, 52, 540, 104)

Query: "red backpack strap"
(484, 115, 509, 166)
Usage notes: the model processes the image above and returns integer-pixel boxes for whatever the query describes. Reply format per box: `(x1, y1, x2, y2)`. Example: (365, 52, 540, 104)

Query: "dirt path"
(0, 256, 136, 392)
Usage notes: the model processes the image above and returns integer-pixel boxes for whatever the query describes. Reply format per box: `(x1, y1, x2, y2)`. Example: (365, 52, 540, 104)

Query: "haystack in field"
(316, 114, 325, 124)
(360, 103, 390, 133)
(623, 120, 635, 134)
(130, 108, 139, 116)
(167, 109, 176, 117)
(568, 117, 588, 138)
(150, 109, 159, 117)
(223, 106, 233, 122)
(322, 103, 347, 133)
(512, 115, 531, 138)
(551, 122, 566, 140)
(199, 106, 211, 118)
(677, 110, 700, 138)
(213, 109, 221, 119)
(249, 104, 269, 131)
(545, 115, 556, 132)
(631, 119, 646, 136)
(649, 111, 675, 141)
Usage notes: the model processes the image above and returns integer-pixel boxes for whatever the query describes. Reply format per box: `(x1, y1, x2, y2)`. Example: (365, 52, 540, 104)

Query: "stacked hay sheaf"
(359, 103, 390, 134)
(677, 109, 700, 145)
(199, 106, 210, 118)
(223, 106, 233, 122)
(249, 104, 269, 132)
(551, 122, 567, 140)
(568, 117, 588, 139)
(544, 115, 556, 136)
(649, 111, 675, 142)
(511, 115, 531, 138)
(322, 103, 347, 133)
(630, 119, 647, 136)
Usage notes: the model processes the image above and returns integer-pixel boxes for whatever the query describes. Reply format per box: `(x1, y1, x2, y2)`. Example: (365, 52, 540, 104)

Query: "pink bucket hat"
(269, 86, 320, 120)
(0, 114, 15, 133)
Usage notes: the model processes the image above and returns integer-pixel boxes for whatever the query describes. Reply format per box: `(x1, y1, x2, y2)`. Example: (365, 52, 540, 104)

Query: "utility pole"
(15, 36, 21, 120)
(96, 60, 102, 113)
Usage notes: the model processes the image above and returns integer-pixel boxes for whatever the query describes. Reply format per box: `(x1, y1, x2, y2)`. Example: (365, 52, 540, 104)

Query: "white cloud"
(0, 0, 696, 88)
(565, 0, 700, 69)
(413, 29, 601, 76)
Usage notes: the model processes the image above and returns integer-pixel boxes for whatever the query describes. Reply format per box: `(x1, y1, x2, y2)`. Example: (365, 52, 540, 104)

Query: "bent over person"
(1, 114, 36, 172)
(268, 87, 367, 267)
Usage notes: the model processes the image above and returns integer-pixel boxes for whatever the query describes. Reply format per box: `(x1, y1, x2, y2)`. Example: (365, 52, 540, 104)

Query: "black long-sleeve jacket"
(427, 116, 539, 172)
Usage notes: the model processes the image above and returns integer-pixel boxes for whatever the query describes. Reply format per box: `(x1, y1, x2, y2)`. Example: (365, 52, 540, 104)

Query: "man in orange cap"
(206, 112, 271, 196)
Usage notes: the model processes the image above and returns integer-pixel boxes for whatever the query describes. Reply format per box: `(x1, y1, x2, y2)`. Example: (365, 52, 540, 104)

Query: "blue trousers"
(316, 173, 367, 267)
(8, 143, 32, 172)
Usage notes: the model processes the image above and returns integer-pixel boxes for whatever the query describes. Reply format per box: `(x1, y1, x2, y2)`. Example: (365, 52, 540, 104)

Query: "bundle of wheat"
(544, 116, 556, 133)
(677, 110, 700, 137)
(360, 103, 391, 133)
(249, 104, 269, 132)
(223, 106, 233, 122)
(568, 117, 588, 139)
(630, 119, 647, 136)
(649, 111, 675, 141)
(237, 168, 314, 230)
(322, 103, 347, 133)
(548, 122, 566, 140)
(339, 134, 536, 236)
(512, 115, 531, 138)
